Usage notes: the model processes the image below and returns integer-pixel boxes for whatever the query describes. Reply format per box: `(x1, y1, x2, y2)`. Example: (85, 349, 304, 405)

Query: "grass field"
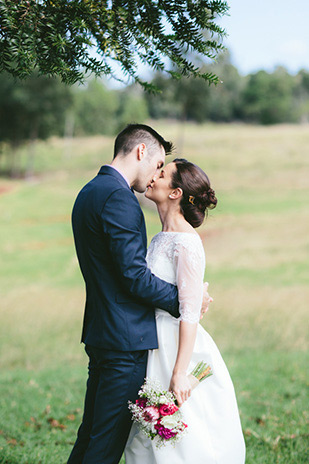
(0, 122, 308, 463)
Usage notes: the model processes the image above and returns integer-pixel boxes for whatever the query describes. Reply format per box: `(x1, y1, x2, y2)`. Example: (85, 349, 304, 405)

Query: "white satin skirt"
(125, 310, 246, 464)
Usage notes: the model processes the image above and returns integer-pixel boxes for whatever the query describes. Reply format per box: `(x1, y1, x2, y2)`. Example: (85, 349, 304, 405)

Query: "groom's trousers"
(67, 345, 148, 464)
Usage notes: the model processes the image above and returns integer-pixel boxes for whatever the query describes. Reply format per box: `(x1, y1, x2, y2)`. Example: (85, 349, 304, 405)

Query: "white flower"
(160, 412, 181, 429)
(158, 395, 169, 404)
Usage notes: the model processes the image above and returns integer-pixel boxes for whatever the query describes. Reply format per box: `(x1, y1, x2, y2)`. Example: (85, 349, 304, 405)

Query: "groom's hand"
(200, 282, 213, 320)
(169, 372, 192, 407)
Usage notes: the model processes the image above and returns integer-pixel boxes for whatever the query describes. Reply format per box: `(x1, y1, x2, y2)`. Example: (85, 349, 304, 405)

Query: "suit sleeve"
(101, 188, 179, 317)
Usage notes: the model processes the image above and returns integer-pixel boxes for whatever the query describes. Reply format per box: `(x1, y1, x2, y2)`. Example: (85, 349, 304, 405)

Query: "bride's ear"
(168, 188, 183, 200)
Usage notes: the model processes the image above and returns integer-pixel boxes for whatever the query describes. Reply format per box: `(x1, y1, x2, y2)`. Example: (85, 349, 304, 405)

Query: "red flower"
(159, 403, 179, 416)
(154, 421, 177, 439)
(135, 398, 147, 408)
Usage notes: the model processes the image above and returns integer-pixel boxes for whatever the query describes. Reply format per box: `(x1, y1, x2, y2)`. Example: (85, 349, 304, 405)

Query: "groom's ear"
(136, 143, 147, 161)
(169, 187, 183, 200)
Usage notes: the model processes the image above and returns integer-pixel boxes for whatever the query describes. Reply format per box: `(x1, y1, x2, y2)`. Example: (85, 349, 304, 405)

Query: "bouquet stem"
(188, 361, 213, 390)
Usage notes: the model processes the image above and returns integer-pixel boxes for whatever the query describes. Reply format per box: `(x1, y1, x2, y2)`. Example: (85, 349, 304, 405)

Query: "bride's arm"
(170, 321, 198, 406)
(169, 240, 205, 406)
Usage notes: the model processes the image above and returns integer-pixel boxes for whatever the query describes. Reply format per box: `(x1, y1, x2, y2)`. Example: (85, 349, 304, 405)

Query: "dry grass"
(0, 122, 308, 463)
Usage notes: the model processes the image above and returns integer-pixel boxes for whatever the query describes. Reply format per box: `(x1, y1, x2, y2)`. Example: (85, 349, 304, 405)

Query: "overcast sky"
(219, 0, 309, 74)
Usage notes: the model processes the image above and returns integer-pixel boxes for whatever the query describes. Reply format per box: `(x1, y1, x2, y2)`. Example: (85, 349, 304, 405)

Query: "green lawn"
(0, 122, 308, 463)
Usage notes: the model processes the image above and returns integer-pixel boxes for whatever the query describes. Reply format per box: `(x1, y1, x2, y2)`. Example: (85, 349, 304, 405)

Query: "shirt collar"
(107, 164, 130, 188)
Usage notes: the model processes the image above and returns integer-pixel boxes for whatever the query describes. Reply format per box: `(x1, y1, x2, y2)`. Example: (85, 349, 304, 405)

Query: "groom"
(68, 124, 210, 464)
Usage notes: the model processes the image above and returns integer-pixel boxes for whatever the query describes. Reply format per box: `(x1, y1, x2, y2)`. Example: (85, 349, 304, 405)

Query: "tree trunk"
(64, 111, 75, 159)
(26, 123, 39, 179)
(9, 142, 21, 178)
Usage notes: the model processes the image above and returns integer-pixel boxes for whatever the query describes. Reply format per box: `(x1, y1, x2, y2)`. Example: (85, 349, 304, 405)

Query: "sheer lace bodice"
(146, 232, 205, 324)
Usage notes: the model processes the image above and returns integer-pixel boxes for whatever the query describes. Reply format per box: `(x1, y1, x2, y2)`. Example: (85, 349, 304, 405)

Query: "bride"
(125, 158, 246, 464)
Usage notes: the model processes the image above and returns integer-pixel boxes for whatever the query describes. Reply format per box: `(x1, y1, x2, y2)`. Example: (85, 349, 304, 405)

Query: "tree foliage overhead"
(0, 0, 228, 89)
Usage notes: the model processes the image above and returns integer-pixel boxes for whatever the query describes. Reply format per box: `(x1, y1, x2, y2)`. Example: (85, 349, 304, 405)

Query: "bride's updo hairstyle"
(171, 158, 217, 228)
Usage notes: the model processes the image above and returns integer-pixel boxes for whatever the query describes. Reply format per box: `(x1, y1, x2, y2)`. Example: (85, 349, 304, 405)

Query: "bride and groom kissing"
(67, 124, 245, 464)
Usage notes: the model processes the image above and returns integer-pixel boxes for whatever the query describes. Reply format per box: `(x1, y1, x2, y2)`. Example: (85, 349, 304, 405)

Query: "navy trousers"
(67, 345, 148, 464)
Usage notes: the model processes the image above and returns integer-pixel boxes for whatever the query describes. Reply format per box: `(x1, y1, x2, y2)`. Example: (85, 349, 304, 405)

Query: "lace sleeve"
(175, 238, 205, 324)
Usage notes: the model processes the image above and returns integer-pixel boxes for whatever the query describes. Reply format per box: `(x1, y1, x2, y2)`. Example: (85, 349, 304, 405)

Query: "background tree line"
(0, 52, 309, 176)
(145, 54, 309, 125)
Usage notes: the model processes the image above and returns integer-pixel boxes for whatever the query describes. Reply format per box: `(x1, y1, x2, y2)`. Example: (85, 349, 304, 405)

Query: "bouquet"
(128, 361, 212, 448)
(128, 378, 187, 448)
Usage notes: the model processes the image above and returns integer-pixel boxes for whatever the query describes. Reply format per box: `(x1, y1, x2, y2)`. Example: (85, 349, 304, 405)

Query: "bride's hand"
(169, 372, 192, 407)
(200, 282, 213, 320)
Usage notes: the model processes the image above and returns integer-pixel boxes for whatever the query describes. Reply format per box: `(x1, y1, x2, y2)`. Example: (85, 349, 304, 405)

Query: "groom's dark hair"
(113, 124, 174, 159)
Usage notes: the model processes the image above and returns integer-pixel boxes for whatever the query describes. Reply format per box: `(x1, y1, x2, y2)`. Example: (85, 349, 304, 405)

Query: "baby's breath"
(128, 378, 188, 448)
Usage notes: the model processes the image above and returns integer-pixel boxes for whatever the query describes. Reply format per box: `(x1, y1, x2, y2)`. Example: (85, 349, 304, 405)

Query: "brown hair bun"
(171, 158, 217, 228)
(195, 187, 217, 211)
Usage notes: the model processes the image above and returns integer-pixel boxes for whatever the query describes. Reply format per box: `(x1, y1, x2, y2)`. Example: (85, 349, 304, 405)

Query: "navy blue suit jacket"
(72, 165, 180, 351)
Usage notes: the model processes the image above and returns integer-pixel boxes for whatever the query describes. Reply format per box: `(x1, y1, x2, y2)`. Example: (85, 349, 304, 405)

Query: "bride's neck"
(157, 203, 187, 232)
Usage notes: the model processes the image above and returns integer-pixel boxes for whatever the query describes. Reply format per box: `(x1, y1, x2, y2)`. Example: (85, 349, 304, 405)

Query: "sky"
(219, 0, 309, 74)
(104, 0, 309, 88)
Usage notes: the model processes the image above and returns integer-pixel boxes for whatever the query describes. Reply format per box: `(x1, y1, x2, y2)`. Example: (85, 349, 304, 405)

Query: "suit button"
(140, 337, 144, 342)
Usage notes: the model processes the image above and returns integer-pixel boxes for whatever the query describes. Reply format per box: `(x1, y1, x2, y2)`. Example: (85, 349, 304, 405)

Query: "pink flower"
(155, 422, 177, 439)
(143, 406, 160, 423)
(159, 403, 179, 416)
(135, 398, 147, 408)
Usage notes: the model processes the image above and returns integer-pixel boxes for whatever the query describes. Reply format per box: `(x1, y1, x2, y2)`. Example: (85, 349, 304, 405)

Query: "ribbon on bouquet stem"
(187, 361, 213, 389)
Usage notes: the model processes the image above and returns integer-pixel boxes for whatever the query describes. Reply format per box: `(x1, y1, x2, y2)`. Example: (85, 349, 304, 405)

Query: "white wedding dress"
(125, 231, 246, 464)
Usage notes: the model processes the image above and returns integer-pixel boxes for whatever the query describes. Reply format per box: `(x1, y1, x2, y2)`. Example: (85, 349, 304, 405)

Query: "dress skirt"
(125, 310, 246, 464)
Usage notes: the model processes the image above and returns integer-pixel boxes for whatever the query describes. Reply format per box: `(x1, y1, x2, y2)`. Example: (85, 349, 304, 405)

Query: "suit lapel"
(140, 214, 147, 250)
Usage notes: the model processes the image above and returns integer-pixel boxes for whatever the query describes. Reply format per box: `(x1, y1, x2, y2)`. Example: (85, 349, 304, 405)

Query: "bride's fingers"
(182, 389, 190, 403)
(172, 388, 182, 407)
(176, 394, 183, 407)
